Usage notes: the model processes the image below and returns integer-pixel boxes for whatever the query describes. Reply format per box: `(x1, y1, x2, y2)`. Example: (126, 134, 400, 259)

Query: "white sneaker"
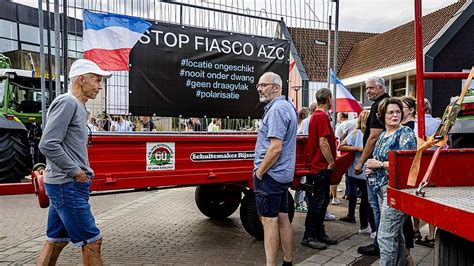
(331, 198, 341, 205)
(370, 232, 377, 239)
(324, 212, 336, 221)
(358, 226, 372, 235)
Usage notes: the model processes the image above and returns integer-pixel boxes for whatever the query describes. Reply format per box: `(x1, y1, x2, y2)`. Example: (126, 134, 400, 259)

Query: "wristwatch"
(379, 161, 384, 169)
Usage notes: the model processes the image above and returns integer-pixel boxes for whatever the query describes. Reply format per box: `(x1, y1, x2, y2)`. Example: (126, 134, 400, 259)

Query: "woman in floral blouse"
(365, 97, 417, 266)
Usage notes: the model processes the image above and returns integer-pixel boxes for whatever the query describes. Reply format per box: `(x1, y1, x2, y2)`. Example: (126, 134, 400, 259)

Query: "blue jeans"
(294, 176, 306, 205)
(376, 185, 406, 266)
(347, 176, 373, 230)
(45, 181, 101, 247)
(367, 176, 380, 246)
(304, 170, 331, 238)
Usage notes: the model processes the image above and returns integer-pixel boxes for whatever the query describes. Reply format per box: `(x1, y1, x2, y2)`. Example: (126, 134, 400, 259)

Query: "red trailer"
(0, 132, 354, 240)
(386, 0, 474, 264)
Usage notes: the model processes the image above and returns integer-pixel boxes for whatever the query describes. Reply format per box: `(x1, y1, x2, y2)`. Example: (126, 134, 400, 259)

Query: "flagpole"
(331, 0, 339, 127)
(326, 15, 332, 100)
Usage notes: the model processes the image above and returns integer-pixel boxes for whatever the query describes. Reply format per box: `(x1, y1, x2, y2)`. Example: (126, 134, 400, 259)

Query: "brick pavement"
(0, 186, 435, 265)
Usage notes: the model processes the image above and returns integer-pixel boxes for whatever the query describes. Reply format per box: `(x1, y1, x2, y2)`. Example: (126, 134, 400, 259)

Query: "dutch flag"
(83, 10, 152, 71)
(330, 71, 363, 113)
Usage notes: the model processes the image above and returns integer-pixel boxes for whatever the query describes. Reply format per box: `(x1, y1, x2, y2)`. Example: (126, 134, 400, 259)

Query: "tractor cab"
(0, 54, 60, 183)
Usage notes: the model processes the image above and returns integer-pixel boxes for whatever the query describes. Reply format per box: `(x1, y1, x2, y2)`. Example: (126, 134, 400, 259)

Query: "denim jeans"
(347, 176, 373, 230)
(376, 185, 407, 266)
(45, 180, 101, 247)
(367, 176, 380, 246)
(304, 170, 331, 238)
(294, 176, 306, 205)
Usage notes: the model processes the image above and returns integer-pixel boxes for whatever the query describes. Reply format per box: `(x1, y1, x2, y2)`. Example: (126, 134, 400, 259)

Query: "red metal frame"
(414, 0, 469, 139)
(388, 0, 473, 242)
(387, 150, 474, 241)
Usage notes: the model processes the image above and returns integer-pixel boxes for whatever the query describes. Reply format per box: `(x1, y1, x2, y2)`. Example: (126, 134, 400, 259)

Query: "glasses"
(256, 83, 277, 89)
(386, 110, 401, 116)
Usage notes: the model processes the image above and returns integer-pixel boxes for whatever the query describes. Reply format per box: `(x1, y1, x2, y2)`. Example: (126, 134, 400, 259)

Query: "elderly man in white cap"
(37, 59, 111, 265)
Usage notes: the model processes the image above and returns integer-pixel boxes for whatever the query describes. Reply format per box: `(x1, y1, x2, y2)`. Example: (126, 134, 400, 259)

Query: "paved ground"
(0, 186, 435, 265)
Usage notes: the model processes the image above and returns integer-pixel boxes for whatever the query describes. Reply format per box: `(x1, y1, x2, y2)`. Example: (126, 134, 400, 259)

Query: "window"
(10, 77, 57, 113)
(392, 78, 406, 97)
(0, 38, 18, 53)
(0, 19, 17, 39)
(0, 79, 5, 107)
(350, 87, 361, 101)
(19, 24, 59, 47)
(19, 24, 39, 44)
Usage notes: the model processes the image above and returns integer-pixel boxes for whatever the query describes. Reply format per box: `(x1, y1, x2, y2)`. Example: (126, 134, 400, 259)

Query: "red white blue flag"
(330, 71, 363, 113)
(83, 10, 151, 71)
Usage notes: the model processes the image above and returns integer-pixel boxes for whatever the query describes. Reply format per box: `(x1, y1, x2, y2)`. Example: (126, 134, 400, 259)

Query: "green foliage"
(0, 54, 11, 69)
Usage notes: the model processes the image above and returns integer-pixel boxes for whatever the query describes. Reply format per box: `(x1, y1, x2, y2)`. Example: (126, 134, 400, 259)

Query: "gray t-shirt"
(39, 92, 93, 184)
(253, 96, 297, 183)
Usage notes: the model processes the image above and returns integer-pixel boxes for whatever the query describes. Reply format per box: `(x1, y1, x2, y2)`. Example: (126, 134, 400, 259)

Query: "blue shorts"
(44, 180, 101, 247)
(253, 173, 290, 217)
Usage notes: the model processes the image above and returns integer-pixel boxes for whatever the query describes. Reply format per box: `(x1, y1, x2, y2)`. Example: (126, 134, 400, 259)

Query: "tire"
(0, 129, 31, 183)
(240, 191, 295, 240)
(435, 229, 474, 266)
(450, 133, 474, 148)
(195, 184, 242, 220)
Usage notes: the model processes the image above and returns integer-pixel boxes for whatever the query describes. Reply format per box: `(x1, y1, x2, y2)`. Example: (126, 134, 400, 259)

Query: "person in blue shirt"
(365, 97, 417, 266)
(253, 72, 297, 266)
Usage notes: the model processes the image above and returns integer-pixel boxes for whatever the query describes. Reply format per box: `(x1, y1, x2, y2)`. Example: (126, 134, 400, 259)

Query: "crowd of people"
(254, 71, 442, 266)
(85, 113, 227, 133)
(37, 59, 442, 266)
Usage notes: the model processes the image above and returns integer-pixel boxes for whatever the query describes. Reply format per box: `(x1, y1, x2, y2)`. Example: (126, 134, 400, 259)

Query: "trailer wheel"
(435, 229, 474, 266)
(0, 130, 31, 183)
(240, 191, 294, 240)
(195, 184, 242, 220)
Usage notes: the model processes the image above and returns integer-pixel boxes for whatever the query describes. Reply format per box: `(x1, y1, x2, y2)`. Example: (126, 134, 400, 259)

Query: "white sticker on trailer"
(146, 142, 175, 171)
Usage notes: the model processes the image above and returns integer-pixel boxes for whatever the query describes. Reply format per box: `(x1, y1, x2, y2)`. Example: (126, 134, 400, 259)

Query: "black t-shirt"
(403, 120, 415, 130)
(363, 93, 390, 146)
(142, 121, 155, 131)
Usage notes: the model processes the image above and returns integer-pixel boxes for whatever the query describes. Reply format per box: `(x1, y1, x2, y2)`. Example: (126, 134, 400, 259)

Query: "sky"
(14, 0, 459, 33)
(338, 0, 457, 33)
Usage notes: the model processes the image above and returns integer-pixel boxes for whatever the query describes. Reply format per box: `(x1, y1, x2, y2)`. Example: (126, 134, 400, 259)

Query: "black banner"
(129, 22, 290, 118)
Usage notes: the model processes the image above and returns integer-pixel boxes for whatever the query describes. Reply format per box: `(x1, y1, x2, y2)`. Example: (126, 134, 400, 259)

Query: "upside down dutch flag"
(83, 10, 152, 71)
(330, 71, 363, 113)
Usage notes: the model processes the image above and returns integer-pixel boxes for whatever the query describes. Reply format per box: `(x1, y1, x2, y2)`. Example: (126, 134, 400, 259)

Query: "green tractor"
(0, 54, 56, 183)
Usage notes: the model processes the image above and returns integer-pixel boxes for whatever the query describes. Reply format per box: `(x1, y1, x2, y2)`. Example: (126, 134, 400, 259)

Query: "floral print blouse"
(371, 126, 417, 189)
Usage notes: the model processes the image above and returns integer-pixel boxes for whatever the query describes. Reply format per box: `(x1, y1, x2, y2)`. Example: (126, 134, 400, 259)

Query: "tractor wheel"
(195, 184, 242, 220)
(434, 229, 474, 266)
(0, 129, 31, 183)
(240, 191, 295, 240)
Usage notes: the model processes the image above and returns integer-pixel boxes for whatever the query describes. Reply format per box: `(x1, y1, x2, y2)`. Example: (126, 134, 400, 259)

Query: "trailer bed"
(387, 149, 474, 242)
(401, 187, 474, 212)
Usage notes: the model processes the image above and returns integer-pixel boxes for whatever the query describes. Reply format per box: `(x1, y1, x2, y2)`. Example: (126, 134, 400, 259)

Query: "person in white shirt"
(111, 116, 133, 132)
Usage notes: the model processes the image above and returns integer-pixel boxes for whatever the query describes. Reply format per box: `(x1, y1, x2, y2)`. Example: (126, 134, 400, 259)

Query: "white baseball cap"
(69, 59, 112, 79)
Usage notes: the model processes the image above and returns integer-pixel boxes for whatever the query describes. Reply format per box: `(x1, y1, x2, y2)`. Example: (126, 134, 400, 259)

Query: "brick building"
(289, 0, 473, 117)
